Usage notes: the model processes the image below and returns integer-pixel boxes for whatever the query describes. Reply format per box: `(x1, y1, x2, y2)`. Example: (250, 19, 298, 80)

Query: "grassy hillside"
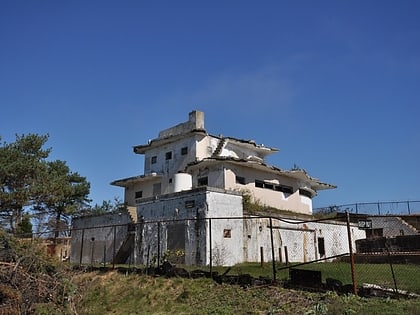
(69, 270, 420, 315)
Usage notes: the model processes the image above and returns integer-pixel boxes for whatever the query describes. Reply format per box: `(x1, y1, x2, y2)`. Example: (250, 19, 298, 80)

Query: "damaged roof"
(185, 156, 336, 191)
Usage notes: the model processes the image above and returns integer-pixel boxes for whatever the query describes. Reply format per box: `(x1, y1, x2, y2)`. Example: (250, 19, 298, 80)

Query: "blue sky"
(1, 1, 419, 209)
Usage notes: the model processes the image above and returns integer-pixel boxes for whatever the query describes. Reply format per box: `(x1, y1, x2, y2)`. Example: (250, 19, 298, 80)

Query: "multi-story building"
(71, 110, 364, 267)
(111, 110, 335, 215)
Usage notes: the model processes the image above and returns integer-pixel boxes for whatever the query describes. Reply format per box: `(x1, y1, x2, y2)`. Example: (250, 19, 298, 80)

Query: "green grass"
(292, 262, 420, 294)
(196, 262, 420, 294)
(82, 261, 420, 294)
(71, 271, 420, 315)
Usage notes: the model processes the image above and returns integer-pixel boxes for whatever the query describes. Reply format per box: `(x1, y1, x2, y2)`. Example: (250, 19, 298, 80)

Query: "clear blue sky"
(1, 1, 419, 209)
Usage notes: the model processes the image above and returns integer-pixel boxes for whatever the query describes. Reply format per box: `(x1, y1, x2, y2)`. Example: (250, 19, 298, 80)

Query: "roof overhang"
(110, 173, 163, 187)
(185, 157, 336, 191)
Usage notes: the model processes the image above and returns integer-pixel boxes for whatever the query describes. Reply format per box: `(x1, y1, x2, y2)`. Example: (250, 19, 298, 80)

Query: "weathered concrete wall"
(71, 189, 366, 267)
(137, 188, 209, 266)
(206, 189, 244, 266)
(158, 110, 205, 138)
(368, 216, 418, 236)
(223, 164, 313, 215)
(136, 187, 243, 266)
(70, 212, 132, 264)
(243, 217, 366, 263)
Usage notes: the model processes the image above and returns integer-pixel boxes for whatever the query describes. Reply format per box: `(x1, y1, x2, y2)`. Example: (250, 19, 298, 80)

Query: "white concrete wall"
(224, 164, 313, 214)
(243, 217, 366, 264)
(368, 216, 418, 236)
(135, 188, 243, 267)
(137, 189, 208, 265)
(206, 190, 244, 266)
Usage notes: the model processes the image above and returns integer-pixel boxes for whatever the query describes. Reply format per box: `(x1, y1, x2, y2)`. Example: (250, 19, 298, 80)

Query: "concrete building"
(111, 110, 335, 215)
(71, 110, 365, 266)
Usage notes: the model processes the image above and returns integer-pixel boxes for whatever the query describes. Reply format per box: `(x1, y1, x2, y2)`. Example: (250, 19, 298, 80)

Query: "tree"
(0, 134, 91, 238)
(16, 213, 32, 238)
(35, 160, 90, 239)
(0, 134, 50, 233)
(88, 197, 127, 215)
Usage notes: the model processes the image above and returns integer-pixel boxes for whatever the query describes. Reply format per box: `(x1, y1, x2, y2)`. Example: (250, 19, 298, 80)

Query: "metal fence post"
(103, 242, 106, 268)
(346, 212, 357, 295)
(79, 229, 85, 267)
(209, 218, 212, 277)
(157, 221, 161, 269)
(269, 217, 276, 281)
(112, 225, 116, 269)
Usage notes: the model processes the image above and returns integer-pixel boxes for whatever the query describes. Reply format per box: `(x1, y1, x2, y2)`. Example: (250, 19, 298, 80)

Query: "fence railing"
(314, 200, 420, 215)
(45, 212, 420, 297)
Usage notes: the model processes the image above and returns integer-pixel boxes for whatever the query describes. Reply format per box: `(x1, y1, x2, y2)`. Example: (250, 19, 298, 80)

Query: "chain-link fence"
(62, 213, 420, 297)
(314, 200, 420, 216)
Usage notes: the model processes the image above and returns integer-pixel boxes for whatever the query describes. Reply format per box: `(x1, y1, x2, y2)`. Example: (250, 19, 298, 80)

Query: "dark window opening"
(223, 229, 231, 238)
(181, 147, 188, 155)
(151, 156, 157, 164)
(318, 237, 325, 257)
(165, 151, 172, 160)
(255, 180, 264, 188)
(299, 189, 312, 198)
(152, 183, 161, 196)
(264, 183, 274, 190)
(198, 177, 208, 186)
(276, 185, 293, 194)
(185, 200, 195, 208)
(236, 176, 245, 185)
(169, 178, 172, 184)
(255, 180, 293, 194)
(135, 191, 143, 199)
(366, 228, 384, 239)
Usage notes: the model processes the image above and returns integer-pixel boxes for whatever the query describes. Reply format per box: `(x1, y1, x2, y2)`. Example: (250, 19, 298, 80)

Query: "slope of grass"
(71, 270, 420, 315)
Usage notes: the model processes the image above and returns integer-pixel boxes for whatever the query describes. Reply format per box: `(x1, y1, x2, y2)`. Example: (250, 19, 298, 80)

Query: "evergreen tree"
(0, 134, 50, 233)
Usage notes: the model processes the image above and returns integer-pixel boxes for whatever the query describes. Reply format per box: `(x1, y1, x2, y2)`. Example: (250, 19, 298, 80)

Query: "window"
(181, 147, 188, 155)
(264, 183, 274, 190)
(165, 151, 172, 160)
(366, 228, 383, 239)
(185, 200, 195, 208)
(236, 176, 245, 185)
(318, 237, 325, 257)
(135, 191, 143, 199)
(198, 177, 208, 186)
(255, 180, 264, 188)
(223, 229, 231, 238)
(254, 180, 293, 194)
(299, 189, 312, 198)
(276, 185, 293, 194)
(152, 183, 161, 196)
(151, 156, 157, 164)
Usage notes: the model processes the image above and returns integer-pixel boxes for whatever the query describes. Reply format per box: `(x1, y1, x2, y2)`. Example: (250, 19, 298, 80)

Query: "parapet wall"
(158, 110, 205, 138)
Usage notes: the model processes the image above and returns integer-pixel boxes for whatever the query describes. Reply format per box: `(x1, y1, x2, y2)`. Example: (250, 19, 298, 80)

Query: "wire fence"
(314, 200, 420, 216)
(54, 212, 420, 297)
